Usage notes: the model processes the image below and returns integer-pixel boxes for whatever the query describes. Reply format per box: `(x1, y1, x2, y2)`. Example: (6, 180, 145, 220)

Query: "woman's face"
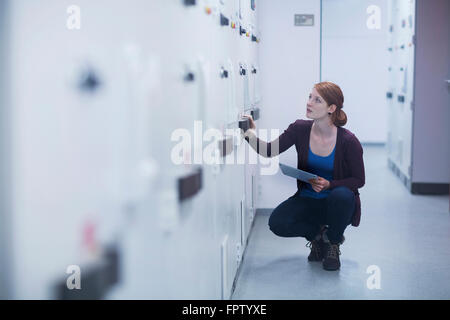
(306, 87, 335, 120)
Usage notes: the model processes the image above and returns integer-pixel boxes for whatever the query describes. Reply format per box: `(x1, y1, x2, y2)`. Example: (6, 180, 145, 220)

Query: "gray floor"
(232, 146, 450, 300)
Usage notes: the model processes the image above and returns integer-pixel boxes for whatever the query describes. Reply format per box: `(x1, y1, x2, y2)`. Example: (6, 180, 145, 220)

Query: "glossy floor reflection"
(232, 145, 450, 299)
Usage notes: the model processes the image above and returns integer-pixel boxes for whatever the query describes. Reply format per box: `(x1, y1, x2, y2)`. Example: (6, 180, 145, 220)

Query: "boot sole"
(308, 257, 323, 262)
(323, 264, 340, 271)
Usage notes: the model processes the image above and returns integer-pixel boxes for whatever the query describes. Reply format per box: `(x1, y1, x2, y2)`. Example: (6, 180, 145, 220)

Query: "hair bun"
(335, 109, 347, 127)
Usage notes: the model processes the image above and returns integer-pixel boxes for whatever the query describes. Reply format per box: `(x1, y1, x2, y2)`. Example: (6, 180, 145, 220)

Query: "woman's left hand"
(308, 177, 330, 193)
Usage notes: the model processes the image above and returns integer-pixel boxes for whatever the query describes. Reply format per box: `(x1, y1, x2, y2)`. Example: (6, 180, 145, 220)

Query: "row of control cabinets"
(386, 0, 415, 184)
(164, 1, 261, 299)
(387, 0, 449, 193)
(0, 0, 262, 299)
(183, 0, 260, 43)
(110, 0, 262, 299)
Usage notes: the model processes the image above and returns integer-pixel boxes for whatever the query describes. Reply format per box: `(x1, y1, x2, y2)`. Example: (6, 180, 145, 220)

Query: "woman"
(242, 81, 365, 271)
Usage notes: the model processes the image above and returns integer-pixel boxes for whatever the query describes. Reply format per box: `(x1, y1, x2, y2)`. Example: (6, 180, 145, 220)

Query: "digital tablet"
(279, 163, 318, 183)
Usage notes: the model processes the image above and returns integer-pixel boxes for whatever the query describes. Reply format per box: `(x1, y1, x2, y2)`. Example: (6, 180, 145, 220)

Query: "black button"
(220, 68, 228, 78)
(184, 72, 195, 82)
(220, 14, 229, 26)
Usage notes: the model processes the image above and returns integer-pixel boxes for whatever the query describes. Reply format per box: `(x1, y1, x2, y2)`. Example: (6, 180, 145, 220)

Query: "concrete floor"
(232, 146, 450, 299)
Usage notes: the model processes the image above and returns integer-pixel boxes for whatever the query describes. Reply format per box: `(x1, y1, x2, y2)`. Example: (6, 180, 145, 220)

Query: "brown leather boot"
(322, 242, 341, 271)
(306, 239, 325, 261)
(306, 226, 328, 261)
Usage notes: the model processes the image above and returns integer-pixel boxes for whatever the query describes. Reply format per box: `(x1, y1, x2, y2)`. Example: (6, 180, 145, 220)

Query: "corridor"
(233, 146, 450, 299)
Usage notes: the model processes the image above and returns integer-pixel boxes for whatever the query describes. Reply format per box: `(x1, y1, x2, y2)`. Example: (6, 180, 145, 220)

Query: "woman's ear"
(328, 104, 337, 114)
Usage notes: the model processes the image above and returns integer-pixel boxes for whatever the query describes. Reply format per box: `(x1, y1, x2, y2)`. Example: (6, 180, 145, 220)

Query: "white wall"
(258, 0, 321, 208)
(322, 0, 389, 143)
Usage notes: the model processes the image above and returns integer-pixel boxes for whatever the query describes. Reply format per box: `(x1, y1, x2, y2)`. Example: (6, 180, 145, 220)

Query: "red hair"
(314, 81, 347, 127)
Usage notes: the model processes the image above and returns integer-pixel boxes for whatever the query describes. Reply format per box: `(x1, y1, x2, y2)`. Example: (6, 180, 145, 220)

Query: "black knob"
(240, 26, 246, 36)
(251, 35, 257, 42)
(220, 14, 229, 26)
(220, 68, 228, 79)
(184, 72, 195, 82)
(79, 69, 101, 93)
(397, 95, 405, 103)
(240, 67, 246, 76)
(252, 67, 257, 74)
(184, 0, 196, 6)
(239, 118, 250, 133)
(386, 92, 393, 99)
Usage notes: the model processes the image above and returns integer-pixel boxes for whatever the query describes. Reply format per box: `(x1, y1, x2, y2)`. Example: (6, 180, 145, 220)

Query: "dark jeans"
(268, 186, 355, 244)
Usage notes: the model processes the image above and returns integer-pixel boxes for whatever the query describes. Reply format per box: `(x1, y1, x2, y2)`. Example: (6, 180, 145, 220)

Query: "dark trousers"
(268, 186, 355, 244)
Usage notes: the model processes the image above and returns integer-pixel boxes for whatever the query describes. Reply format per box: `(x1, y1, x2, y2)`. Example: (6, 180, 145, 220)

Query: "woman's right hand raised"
(242, 114, 256, 131)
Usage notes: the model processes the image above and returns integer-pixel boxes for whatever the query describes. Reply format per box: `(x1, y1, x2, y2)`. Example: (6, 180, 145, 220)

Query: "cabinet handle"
(250, 108, 260, 120)
(239, 118, 250, 133)
(178, 168, 203, 202)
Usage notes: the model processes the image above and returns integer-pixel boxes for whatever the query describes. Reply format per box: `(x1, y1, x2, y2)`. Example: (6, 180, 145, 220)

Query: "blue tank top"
(299, 145, 335, 199)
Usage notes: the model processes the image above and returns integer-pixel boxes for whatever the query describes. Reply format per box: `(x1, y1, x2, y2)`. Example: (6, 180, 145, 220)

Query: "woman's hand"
(242, 114, 256, 131)
(308, 177, 330, 193)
